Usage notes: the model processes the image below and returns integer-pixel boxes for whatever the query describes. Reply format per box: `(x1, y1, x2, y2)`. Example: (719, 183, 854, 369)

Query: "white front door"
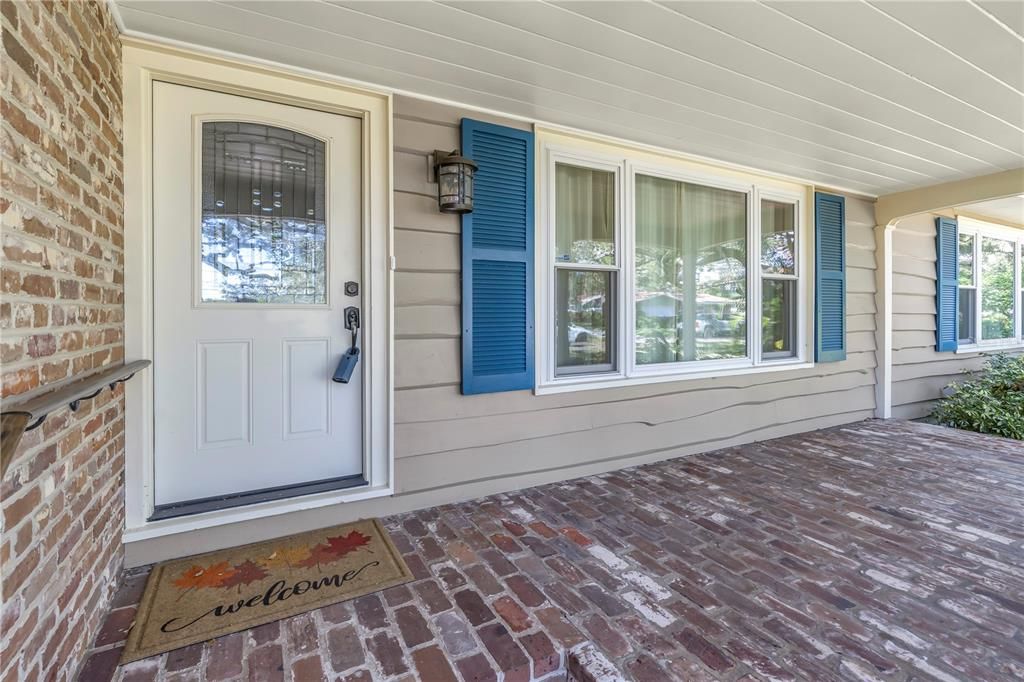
(151, 82, 364, 515)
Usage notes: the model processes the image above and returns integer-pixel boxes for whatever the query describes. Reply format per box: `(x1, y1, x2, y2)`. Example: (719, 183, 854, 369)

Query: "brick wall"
(1, 1, 125, 680)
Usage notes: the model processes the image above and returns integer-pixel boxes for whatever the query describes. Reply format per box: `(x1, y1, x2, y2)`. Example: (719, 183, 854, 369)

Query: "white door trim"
(122, 40, 394, 543)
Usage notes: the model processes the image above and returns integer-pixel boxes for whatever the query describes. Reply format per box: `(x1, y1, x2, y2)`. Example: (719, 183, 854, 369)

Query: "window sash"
(956, 218, 1023, 350)
(540, 142, 808, 389)
(550, 155, 622, 377)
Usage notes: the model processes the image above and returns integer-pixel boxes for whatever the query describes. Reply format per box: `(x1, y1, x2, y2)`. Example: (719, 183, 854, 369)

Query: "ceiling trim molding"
(875, 167, 1024, 227)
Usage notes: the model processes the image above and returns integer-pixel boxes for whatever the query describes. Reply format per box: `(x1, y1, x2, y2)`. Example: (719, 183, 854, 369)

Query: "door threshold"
(150, 474, 368, 521)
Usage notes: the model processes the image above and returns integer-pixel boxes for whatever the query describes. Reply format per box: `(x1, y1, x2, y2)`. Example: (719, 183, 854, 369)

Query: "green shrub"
(931, 354, 1024, 440)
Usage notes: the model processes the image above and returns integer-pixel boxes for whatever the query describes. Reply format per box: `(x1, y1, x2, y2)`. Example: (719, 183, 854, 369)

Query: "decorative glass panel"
(555, 163, 615, 265)
(981, 237, 1015, 340)
(762, 279, 796, 357)
(761, 200, 796, 275)
(200, 122, 327, 304)
(958, 234, 974, 286)
(634, 175, 747, 365)
(555, 269, 614, 372)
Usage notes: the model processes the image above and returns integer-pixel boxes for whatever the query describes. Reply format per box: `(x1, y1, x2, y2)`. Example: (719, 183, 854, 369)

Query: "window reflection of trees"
(634, 177, 747, 365)
(981, 237, 1014, 341)
(200, 216, 326, 304)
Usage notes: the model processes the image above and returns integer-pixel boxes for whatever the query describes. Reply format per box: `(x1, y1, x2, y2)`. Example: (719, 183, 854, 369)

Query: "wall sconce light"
(432, 150, 477, 214)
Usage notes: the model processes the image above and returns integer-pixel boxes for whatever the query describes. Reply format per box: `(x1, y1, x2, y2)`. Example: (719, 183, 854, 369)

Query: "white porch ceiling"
(114, 0, 1024, 197)
(958, 194, 1024, 225)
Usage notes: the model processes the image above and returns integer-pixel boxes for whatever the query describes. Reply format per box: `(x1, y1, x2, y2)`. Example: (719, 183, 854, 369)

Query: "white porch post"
(874, 222, 895, 419)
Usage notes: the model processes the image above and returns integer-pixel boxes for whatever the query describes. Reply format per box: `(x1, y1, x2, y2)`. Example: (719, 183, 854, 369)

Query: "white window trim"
(536, 135, 812, 394)
(955, 216, 1023, 354)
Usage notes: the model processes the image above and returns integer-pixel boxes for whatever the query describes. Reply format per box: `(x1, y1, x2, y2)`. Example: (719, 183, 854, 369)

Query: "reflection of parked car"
(568, 324, 604, 344)
(696, 313, 731, 338)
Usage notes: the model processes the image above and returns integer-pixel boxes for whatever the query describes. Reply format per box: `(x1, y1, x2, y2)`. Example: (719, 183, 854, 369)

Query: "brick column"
(1, 1, 125, 680)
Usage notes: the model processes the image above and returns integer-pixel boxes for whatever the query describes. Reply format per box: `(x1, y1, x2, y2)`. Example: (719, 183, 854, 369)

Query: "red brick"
(412, 646, 458, 682)
(559, 527, 593, 547)
(365, 632, 407, 677)
(327, 624, 364, 673)
(3, 485, 41, 528)
(493, 595, 532, 632)
(352, 593, 387, 630)
(75, 647, 121, 682)
(205, 632, 244, 680)
(165, 642, 203, 672)
(505, 574, 546, 607)
(413, 579, 452, 614)
(456, 653, 498, 682)
(394, 604, 433, 648)
(490, 533, 521, 553)
(519, 631, 560, 678)
(291, 655, 325, 682)
(477, 623, 531, 682)
(675, 629, 734, 673)
(454, 588, 495, 626)
(93, 605, 135, 646)
(581, 613, 631, 659)
(249, 644, 284, 682)
(465, 563, 504, 596)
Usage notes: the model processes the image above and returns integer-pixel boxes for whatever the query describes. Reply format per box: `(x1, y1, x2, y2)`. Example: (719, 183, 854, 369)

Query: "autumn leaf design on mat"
(171, 561, 238, 600)
(170, 531, 374, 594)
(220, 560, 268, 593)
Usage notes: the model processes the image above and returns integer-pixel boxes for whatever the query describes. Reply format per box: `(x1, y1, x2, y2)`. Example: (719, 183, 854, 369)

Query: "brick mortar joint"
(0, 326, 126, 342)
(1, 348, 129, 385)
(2, 227, 128, 272)
(2, 177, 126, 248)
(1, 134, 127, 205)
(0, 297, 126, 312)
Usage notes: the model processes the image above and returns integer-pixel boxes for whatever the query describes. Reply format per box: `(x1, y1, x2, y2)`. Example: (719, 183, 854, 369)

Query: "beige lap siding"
(392, 95, 878, 497)
(1, 2, 125, 681)
(890, 213, 1020, 420)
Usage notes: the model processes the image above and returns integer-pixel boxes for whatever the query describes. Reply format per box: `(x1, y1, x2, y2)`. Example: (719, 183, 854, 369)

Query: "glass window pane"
(762, 279, 796, 357)
(981, 237, 1015, 340)
(555, 163, 615, 265)
(958, 288, 976, 344)
(958, 234, 974, 286)
(634, 175, 747, 364)
(761, 200, 795, 275)
(555, 269, 614, 372)
(201, 122, 327, 304)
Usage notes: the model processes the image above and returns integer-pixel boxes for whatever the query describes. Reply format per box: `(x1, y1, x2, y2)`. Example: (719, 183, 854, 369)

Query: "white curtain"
(555, 164, 615, 264)
(634, 176, 746, 364)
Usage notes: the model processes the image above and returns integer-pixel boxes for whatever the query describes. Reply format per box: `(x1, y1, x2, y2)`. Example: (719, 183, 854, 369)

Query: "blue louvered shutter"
(815, 192, 846, 362)
(460, 119, 535, 394)
(934, 216, 958, 352)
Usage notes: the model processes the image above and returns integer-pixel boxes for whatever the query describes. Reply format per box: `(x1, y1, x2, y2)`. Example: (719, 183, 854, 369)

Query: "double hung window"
(956, 218, 1023, 350)
(542, 137, 809, 392)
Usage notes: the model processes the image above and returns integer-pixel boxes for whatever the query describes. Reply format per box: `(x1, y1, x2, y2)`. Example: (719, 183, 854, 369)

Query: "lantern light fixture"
(432, 149, 477, 214)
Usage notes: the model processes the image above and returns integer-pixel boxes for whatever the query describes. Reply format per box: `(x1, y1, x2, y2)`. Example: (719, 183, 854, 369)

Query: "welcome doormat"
(122, 518, 411, 663)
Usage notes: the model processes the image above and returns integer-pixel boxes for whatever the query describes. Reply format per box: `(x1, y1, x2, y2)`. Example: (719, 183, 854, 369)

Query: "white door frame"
(122, 40, 394, 543)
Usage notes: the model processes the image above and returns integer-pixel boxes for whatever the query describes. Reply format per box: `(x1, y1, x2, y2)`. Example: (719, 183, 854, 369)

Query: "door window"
(200, 122, 327, 304)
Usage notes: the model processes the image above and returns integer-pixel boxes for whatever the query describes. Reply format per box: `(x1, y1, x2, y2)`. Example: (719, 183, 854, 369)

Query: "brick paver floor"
(79, 420, 1024, 681)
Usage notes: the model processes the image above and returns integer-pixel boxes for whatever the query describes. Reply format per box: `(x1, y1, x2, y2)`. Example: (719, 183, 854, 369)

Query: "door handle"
(333, 306, 360, 383)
